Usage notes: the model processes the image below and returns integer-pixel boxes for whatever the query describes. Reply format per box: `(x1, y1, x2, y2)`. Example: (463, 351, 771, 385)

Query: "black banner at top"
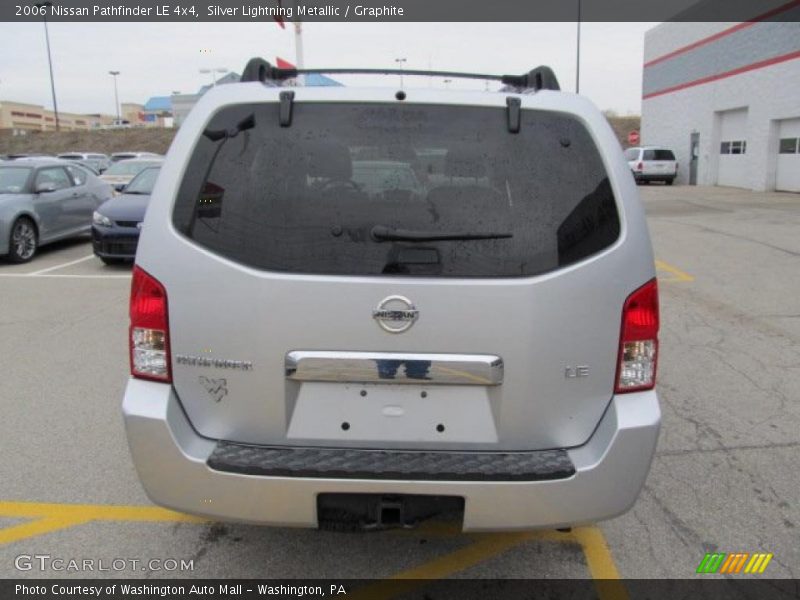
(3, 0, 800, 22)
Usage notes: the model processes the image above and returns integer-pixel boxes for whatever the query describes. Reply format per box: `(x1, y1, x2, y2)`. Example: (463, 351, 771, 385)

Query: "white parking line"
(0, 273, 130, 280)
(29, 255, 96, 276)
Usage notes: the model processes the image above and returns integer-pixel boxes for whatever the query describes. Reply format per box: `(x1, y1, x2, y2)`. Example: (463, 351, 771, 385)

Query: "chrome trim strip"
(285, 351, 503, 386)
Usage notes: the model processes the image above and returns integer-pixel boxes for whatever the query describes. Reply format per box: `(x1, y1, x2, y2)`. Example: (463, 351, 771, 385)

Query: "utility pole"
(294, 22, 305, 85)
(35, 2, 60, 131)
(199, 67, 228, 87)
(108, 71, 120, 121)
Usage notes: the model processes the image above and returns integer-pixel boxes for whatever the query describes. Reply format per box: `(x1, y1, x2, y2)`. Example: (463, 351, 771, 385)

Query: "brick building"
(0, 101, 114, 135)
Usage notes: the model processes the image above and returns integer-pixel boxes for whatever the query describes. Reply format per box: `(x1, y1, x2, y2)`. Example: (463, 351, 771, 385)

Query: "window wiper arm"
(370, 225, 513, 243)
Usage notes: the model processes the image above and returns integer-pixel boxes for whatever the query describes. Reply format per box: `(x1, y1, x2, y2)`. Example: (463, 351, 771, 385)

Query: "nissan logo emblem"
(372, 295, 419, 333)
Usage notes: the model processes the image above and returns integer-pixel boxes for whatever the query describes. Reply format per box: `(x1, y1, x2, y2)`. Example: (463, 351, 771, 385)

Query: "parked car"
(123, 59, 660, 531)
(0, 158, 113, 262)
(110, 152, 162, 162)
(625, 146, 678, 185)
(92, 166, 160, 264)
(6, 153, 53, 160)
(100, 158, 164, 191)
(57, 152, 112, 174)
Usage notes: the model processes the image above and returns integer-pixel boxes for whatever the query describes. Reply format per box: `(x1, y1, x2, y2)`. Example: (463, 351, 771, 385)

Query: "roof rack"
(239, 58, 560, 92)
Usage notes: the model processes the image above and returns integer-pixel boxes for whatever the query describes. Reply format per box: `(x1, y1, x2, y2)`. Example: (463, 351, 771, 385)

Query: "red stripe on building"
(643, 49, 800, 99)
(643, 0, 800, 68)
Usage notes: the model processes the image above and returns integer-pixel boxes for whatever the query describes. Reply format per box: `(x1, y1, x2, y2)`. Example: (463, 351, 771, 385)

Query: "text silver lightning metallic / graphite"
(176, 355, 253, 371)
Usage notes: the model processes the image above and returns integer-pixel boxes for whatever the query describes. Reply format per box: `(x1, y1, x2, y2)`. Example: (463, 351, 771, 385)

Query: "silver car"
(57, 152, 112, 174)
(123, 60, 661, 531)
(0, 158, 113, 262)
(100, 158, 164, 192)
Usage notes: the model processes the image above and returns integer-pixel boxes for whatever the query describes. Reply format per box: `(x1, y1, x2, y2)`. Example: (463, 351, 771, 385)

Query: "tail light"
(636, 162, 644, 172)
(615, 278, 659, 393)
(129, 266, 171, 382)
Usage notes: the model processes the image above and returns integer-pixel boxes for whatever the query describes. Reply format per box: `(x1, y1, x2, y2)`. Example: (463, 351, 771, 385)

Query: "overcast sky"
(0, 22, 657, 116)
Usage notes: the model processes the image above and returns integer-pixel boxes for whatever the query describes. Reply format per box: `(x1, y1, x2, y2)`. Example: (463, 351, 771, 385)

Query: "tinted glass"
(35, 167, 72, 190)
(66, 165, 88, 185)
(173, 103, 620, 278)
(105, 160, 161, 176)
(653, 150, 675, 160)
(779, 138, 797, 154)
(0, 167, 31, 193)
(642, 150, 656, 160)
(125, 167, 160, 194)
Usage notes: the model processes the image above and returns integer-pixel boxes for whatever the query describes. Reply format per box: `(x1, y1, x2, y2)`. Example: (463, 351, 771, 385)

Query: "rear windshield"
(653, 149, 675, 160)
(125, 167, 160, 194)
(105, 160, 161, 176)
(172, 102, 620, 277)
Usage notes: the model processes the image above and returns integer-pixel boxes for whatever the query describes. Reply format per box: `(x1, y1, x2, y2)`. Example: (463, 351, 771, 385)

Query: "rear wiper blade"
(370, 225, 513, 243)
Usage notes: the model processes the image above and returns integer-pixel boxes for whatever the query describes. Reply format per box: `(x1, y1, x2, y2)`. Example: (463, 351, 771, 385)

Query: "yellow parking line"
(0, 501, 205, 545)
(573, 527, 630, 600)
(0, 500, 205, 523)
(655, 259, 694, 282)
(357, 526, 626, 600)
(0, 501, 626, 599)
(351, 532, 535, 600)
(0, 516, 90, 546)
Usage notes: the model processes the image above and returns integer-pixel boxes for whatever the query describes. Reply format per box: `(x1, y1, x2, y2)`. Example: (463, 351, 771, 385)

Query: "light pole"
(34, 1, 60, 131)
(199, 68, 228, 87)
(108, 71, 120, 122)
(394, 57, 407, 88)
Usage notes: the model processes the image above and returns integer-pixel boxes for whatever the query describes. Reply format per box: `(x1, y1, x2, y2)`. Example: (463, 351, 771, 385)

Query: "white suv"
(123, 59, 661, 531)
(625, 146, 678, 185)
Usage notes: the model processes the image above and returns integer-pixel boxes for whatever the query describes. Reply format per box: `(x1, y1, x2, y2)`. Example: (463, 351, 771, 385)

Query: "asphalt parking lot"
(1, 185, 798, 590)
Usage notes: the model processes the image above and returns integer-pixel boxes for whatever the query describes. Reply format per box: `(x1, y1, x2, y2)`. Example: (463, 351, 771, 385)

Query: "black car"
(91, 166, 160, 264)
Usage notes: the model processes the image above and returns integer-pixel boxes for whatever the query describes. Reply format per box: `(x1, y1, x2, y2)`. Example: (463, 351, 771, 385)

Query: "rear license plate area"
(286, 382, 498, 444)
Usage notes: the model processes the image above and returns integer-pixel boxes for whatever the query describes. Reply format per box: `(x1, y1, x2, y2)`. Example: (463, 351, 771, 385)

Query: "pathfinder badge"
(199, 376, 228, 403)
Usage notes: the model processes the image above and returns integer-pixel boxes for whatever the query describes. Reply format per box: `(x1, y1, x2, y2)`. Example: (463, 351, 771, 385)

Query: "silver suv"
(123, 60, 661, 531)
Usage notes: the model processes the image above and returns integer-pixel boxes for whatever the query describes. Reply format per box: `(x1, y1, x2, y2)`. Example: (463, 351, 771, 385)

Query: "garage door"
(717, 108, 748, 188)
(776, 118, 800, 193)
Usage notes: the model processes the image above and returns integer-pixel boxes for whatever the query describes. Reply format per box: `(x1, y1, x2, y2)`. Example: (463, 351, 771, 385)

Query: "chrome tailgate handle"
(285, 351, 503, 386)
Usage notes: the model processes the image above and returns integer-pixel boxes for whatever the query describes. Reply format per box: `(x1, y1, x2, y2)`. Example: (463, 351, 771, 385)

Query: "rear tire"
(666, 178, 674, 186)
(8, 217, 37, 263)
(100, 256, 125, 266)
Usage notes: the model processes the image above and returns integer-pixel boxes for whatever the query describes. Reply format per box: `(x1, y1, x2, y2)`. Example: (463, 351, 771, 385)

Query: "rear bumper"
(633, 172, 676, 182)
(122, 379, 660, 531)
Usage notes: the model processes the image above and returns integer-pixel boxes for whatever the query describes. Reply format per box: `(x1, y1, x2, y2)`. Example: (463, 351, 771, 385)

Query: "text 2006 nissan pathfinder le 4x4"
(123, 59, 661, 531)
